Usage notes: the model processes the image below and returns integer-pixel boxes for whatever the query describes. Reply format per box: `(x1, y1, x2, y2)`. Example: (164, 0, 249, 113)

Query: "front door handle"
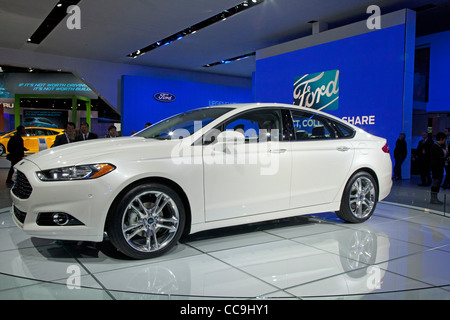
(337, 146, 350, 152)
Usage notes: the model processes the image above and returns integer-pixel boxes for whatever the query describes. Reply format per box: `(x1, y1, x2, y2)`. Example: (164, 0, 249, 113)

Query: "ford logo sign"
(154, 92, 176, 103)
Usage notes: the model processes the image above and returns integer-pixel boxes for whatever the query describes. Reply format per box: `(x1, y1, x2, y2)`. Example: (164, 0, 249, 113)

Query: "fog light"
(36, 212, 84, 226)
(53, 213, 69, 226)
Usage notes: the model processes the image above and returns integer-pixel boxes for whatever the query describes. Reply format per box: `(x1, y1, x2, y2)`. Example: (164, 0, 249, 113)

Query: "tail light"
(382, 143, 390, 153)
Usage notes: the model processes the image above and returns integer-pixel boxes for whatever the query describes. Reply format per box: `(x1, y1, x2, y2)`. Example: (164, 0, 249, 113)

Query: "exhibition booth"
(0, 72, 122, 137)
(0, 8, 449, 300)
(121, 10, 416, 178)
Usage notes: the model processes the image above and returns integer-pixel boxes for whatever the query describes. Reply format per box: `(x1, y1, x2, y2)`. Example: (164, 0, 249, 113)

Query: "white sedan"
(11, 103, 392, 259)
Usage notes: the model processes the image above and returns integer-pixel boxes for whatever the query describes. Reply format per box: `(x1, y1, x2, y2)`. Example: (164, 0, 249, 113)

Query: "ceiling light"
(413, 4, 437, 12)
(203, 52, 255, 68)
(26, 0, 81, 44)
(127, 1, 265, 58)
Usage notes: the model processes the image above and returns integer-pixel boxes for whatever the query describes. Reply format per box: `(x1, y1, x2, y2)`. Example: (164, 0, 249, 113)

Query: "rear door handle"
(337, 146, 350, 152)
(270, 149, 287, 153)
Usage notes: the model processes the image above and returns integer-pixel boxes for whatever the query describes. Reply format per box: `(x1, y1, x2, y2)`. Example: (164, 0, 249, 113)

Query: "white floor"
(0, 202, 448, 300)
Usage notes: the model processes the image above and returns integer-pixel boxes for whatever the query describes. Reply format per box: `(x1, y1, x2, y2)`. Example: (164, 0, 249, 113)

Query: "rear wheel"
(106, 183, 185, 259)
(336, 172, 378, 223)
(0, 144, 5, 156)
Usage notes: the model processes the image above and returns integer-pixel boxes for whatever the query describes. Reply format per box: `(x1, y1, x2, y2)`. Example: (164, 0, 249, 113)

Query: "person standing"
(75, 122, 98, 141)
(417, 132, 433, 186)
(393, 133, 407, 180)
(52, 122, 76, 147)
(430, 132, 447, 204)
(104, 125, 117, 138)
(5, 125, 28, 187)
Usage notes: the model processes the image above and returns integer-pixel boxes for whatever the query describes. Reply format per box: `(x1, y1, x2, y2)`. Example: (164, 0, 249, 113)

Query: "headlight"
(36, 164, 116, 181)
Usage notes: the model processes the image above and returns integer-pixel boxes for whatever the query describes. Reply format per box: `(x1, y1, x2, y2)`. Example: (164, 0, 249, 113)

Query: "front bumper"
(10, 160, 114, 242)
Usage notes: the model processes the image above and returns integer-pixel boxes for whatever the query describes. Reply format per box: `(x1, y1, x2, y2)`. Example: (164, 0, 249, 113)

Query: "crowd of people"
(394, 130, 450, 205)
(52, 122, 118, 146)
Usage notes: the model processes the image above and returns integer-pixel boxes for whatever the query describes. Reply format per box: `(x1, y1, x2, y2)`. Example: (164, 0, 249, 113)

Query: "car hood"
(24, 137, 182, 170)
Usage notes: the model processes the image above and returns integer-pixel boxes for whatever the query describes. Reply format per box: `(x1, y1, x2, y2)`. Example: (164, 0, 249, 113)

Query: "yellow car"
(0, 127, 64, 156)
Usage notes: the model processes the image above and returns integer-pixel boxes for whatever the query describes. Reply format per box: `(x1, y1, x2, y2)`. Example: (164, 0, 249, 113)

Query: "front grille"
(12, 171, 33, 199)
(13, 206, 27, 224)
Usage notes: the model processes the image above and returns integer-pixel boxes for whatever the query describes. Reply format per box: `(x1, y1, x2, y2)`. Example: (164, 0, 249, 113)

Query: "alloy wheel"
(349, 176, 376, 219)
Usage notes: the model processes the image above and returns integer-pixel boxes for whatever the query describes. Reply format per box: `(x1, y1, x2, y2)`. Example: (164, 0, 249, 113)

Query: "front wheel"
(336, 172, 378, 223)
(106, 183, 185, 259)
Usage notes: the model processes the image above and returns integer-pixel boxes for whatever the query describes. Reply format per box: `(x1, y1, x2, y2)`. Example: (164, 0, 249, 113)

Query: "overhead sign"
(153, 92, 176, 103)
(293, 69, 339, 111)
(0, 73, 97, 99)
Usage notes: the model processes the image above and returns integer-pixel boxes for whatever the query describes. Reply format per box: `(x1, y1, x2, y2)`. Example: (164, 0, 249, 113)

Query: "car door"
(46, 129, 62, 148)
(290, 110, 355, 208)
(22, 128, 38, 153)
(202, 108, 292, 222)
(34, 128, 51, 151)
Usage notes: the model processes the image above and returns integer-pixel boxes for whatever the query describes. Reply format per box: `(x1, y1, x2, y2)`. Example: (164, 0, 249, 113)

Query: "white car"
(11, 103, 392, 259)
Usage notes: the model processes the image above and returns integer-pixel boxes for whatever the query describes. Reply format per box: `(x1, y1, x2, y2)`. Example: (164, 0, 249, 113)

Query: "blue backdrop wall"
(121, 75, 253, 135)
(254, 20, 415, 178)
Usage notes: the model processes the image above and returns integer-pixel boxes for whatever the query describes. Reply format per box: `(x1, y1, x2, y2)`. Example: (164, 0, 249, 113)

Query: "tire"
(106, 183, 185, 259)
(0, 144, 5, 156)
(336, 172, 378, 223)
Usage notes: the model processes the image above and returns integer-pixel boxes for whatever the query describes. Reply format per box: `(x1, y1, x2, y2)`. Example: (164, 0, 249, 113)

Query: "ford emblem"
(153, 92, 176, 103)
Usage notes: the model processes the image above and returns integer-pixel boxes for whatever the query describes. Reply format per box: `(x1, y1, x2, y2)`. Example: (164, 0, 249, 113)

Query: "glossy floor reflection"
(0, 203, 448, 300)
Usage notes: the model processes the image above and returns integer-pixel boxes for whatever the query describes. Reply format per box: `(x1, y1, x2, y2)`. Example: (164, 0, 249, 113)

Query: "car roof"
(208, 102, 340, 116)
(205, 102, 361, 132)
(208, 102, 329, 113)
(0, 127, 64, 135)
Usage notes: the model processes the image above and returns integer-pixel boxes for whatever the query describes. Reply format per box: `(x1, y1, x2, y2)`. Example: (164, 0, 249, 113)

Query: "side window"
(48, 130, 59, 136)
(291, 111, 335, 140)
(221, 109, 283, 143)
(35, 129, 46, 136)
(331, 120, 355, 138)
(24, 129, 34, 137)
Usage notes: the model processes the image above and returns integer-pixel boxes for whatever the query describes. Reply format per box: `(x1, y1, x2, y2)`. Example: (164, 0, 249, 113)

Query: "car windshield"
(135, 107, 233, 139)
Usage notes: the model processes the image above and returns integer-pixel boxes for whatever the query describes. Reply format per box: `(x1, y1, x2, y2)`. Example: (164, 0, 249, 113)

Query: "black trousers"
(431, 169, 444, 193)
(393, 156, 405, 179)
(6, 158, 21, 183)
(419, 160, 432, 185)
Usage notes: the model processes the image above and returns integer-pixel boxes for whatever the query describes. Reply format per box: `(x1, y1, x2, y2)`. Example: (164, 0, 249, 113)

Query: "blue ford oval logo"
(153, 92, 176, 103)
